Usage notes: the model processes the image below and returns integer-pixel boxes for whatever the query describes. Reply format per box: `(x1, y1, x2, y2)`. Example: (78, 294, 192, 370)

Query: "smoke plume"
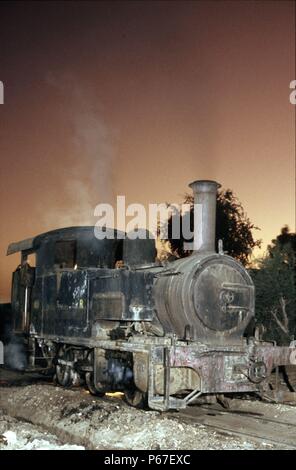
(41, 73, 116, 229)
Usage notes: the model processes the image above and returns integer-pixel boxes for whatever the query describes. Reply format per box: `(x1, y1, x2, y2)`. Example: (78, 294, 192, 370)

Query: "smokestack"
(189, 180, 221, 253)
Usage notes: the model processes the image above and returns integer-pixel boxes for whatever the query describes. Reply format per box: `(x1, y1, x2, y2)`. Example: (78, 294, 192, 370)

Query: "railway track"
(167, 402, 296, 449)
(2, 368, 296, 449)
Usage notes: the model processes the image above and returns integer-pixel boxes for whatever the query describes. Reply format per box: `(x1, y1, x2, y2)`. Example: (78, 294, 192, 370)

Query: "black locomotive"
(6, 180, 296, 410)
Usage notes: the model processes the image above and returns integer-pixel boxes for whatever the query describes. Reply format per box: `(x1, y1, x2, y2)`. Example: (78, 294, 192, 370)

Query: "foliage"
(161, 189, 261, 266)
(252, 227, 296, 345)
(268, 225, 296, 260)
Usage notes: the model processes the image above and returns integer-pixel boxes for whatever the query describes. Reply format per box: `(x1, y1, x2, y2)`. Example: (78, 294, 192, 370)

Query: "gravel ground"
(0, 383, 279, 450)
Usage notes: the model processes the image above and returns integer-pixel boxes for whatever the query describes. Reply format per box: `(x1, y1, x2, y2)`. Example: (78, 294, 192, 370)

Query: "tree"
(252, 227, 296, 345)
(161, 188, 261, 266)
(269, 225, 296, 262)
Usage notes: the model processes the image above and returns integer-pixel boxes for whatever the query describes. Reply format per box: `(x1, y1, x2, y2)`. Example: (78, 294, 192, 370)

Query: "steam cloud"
(4, 340, 27, 370)
(42, 73, 116, 229)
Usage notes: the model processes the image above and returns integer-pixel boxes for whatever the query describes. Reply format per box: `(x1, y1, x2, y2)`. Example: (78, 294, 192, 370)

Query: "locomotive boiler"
(6, 180, 296, 410)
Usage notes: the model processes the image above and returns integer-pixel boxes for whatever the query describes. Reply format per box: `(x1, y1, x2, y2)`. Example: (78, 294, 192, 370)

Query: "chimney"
(189, 180, 221, 253)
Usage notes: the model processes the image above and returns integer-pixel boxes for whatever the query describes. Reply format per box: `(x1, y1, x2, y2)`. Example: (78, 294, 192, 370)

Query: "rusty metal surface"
(4, 179, 296, 412)
(154, 252, 254, 343)
(188, 180, 221, 253)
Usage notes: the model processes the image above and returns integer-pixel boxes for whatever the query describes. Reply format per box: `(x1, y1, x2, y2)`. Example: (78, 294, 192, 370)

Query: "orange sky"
(0, 1, 295, 301)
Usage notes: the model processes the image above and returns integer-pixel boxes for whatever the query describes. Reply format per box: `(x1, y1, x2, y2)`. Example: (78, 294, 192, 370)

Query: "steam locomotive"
(6, 180, 296, 410)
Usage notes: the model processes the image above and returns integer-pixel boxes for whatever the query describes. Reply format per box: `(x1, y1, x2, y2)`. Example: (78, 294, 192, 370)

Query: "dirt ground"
(0, 411, 84, 450)
(0, 368, 289, 450)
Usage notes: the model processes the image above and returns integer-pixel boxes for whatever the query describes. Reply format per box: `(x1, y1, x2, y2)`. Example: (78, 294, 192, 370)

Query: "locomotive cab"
(7, 227, 125, 367)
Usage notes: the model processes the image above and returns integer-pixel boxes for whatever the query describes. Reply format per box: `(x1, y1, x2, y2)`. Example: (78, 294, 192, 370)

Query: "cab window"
(54, 240, 76, 268)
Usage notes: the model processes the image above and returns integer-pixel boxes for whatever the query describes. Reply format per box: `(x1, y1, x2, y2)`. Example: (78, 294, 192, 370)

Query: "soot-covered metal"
(5, 180, 296, 411)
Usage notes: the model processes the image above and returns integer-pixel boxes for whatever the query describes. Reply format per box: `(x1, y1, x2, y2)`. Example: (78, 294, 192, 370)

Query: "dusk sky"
(0, 1, 295, 301)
